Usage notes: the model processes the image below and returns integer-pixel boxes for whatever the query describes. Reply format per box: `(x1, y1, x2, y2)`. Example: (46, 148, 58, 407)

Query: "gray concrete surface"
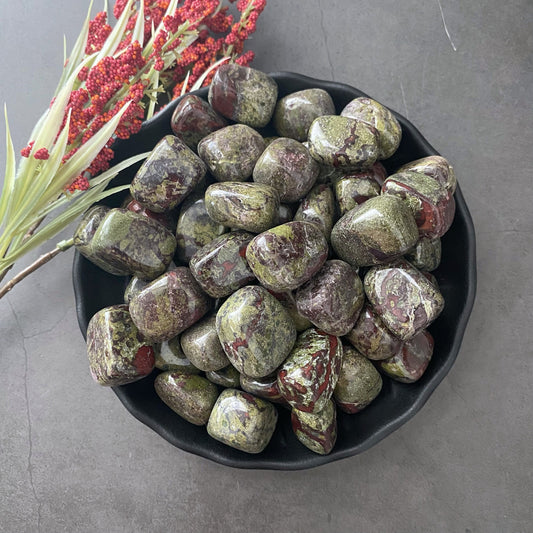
(1, 1, 532, 532)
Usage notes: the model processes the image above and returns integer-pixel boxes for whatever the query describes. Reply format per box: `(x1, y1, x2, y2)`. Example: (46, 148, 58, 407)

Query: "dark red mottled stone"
(293, 183, 336, 240)
(267, 289, 312, 332)
(291, 399, 337, 455)
(240, 373, 286, 404)
(405, 237, 442, 272)
(397, 155, 457, 194)
(126, 199, 177, 232)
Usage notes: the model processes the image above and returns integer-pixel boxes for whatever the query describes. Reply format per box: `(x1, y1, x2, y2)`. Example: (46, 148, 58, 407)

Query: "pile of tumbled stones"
(78, 63, 456, 456)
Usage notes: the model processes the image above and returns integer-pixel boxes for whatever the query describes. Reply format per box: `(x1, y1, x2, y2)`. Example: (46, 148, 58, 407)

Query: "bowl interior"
(73, 72, 476, 470)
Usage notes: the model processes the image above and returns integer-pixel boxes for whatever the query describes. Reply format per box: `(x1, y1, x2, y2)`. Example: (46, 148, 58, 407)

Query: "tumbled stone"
(205, 182, 280, 233)
(382, 171, 455, 238)
(397, 155, 457, 194)
(246, 221, 328, 291)
(268, 290, 312, 332)
(155, 336, 200, 373)
(91, 208, 177, 280)
(345, 304, 403, 361)
(341, 97, 402, 159)
(291, 399, 337, 455)
(125, 199, 177, 232)
(333, 344, 382, 413)
(252, 138, 319, 202)
(207, 389, 278, 454)
(405, 237, 442, 272)
(189, 231, 256, 298)
(273, 88, 336, 141)
(170, 94, 227, 150)
(129, 267, 211, 342)
(130, 135, 206, 213)
(198, 124, 265, 182)
(240, 373, 286, 404)
(295, 260, 364, 336)
(379, 330, 434, 383)
(86, 305, 155, 386)
(206, 365, 241, 388)
(294, 184, 336, 240)
(333, 174, 380, 215)
(278, 328, 342, 413)
(278, 203, 294, 224)
(307, 115, 379, 170)
(208, 63, 278, 128)
(364, 260, 445, 341)
(123, 276, 150, 304)
(331, 195, 418, 267)
(155, 372, 218, 425)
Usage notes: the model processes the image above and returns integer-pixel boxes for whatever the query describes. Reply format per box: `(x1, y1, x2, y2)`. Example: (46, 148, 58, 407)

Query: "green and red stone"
(125, 199, 177, 232)
(268, 289, 312, 332)
(86, 304, 155, 387)
(155, 336, 201, 373)
(277, 328, 343, 413)
(205, 365, 241, 388)
(405, 237, 442, 272)
(293, 183, 336, 240)
(123, 276, 150, 304)
(397, 155, 457, 194)
(154, 372, 218, 426)
(207, 389, 279, 454)
(295, 260, 365, 336)
(240, 373, 286, 405)
(246, 221, 329, 291)
(291, 399, 337, 455)
(364, 260, 445, 341)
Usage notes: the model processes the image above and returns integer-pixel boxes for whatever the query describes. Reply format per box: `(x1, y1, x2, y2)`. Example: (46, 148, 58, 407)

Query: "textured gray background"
(1, 1, 532, 532)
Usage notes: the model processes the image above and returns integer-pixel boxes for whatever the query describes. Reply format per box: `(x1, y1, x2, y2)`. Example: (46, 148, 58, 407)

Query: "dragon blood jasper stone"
(206, 365, 241, 388)
(364, 260, 445, 341)
(175, 197, 227, 264)
(240, 373, 286, 404)
(268, 290, 312, 332)
(130, 135, 206, 213)
(129, 267, 211, 342)
(341, 97, 402, 160)
(207, 389, 278, 454)
(405, 237, 442, 272)
(124, 276, 150, 304)
(205, 182, 280, 234)
(170, 94, 227, 150)
(155, 336, 200, 373)
(86, 305, 155, 386)
(307, 115, 379, 171)
(330, 195, 418, 267)
(382, 171, 456, 238)
(273, 88, 336, 141)
(216, 285, 296, 378)
(155, 372, 218, 426)
(278, 203, 295, 224)
(333, 344, 383, 413)
(90, 208, 177, 280)
(277, 328, 343, 413)
(198, 124, 266, 182)
(252, 138, 319, 203)
(294, 184, 336, 240)
(398, 155, 457, 194)
(295, 260, 364, 336)
(189, 231, 256, 298)
(125, 199, 177, 232)
(379, 329, 434, 383)
(291, 399, 337, 455)
(208, 63, 278, 128)
(180, 314, 229, 372)
(345, 304, 403, 361)
(246, 221, 328, 291)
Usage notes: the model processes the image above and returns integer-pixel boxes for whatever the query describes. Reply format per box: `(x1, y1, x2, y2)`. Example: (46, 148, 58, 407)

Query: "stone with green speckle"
(291, 399, 337, 455)
(123, 276, 150, 304)
(240, 373, 286, 405)
(207, 389, 278, 454)
(405, 237, 442, 271)
(206, 365, 241, 388)
(397, 155, 457, 194)
(155, 336, 200, 373)
(294, 183, 336, 240)
(268, 289, 312, 332)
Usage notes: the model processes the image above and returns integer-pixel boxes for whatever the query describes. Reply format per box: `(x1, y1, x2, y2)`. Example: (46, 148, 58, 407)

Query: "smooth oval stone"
(253, 138, 319, 202)
(155, 372, 218, 425)
(124, 276, 150, 304)
(207, 389, 278, 454)
(180, 314, 229, 371)
(307, 115, 379, 170)
(291, 399, 337, 455)
(379, 329, 434, 383)
(330, 195, 419, 267)
(405, 237, 442, 272)
(170, 94, 227, 150)
(91, 208, 177, 280)
(130, 135, 206, 213)
(205, 182, 280, 234)
(86, 304, 155, 386)
(240, 373, 286, 404)
(268, 289, 312, 332)
(277, 328, 343, 413)
(341, 97, 402, 159)
(295, 260, 364, 336)
(364, 260, 445, 341)
(397, 155, 457, 194)
(175, 197, 227, 264)
(333, 344, 383, 413)
(208, 63, 278, 128)
(273, 88, 336, 141)
(216, 285, 296, 378)
(189, 231, 256, 298)
(278, 203, 294, 224)
(129, 267, 211, 342)
(198, 124, 266, 182)
(155, 336, 200, 373)
(294, 183, 336, 240)
(246, 221, 328, 291)
(125, 199, 177, 232)
(382, 171, 456, 238)
(345, 304, 404, 361)
(206, 365, 241, 388)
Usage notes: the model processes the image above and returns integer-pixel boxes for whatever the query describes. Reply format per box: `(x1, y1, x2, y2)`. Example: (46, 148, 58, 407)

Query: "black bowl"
(73, 72, 476, 470)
